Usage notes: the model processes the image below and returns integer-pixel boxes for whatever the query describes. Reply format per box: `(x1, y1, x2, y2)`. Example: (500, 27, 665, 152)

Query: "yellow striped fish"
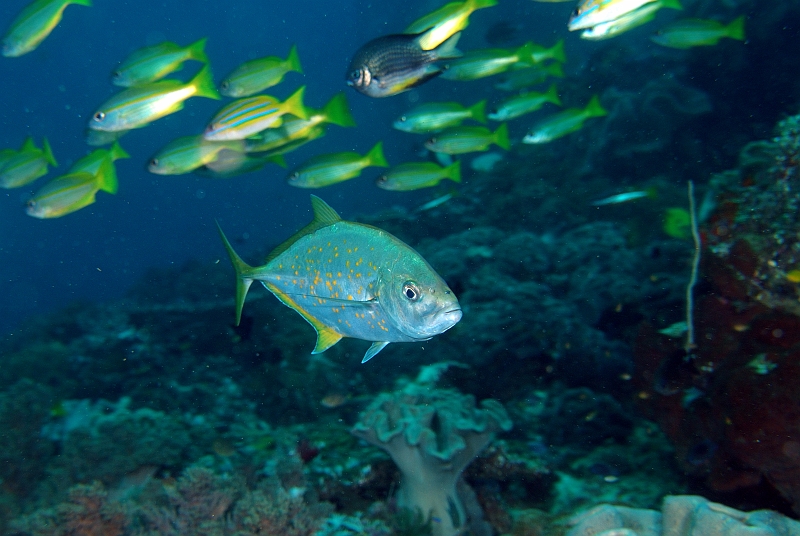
(68, 141, 129, 193)
(244, 92, 353, 153)
(406, 0, 498, 51)
(0, 137, 57, 189)
(26, 171, 111, 219)
(376, 161, 461, 191)
(288, 142, 388, 188)
(148, 135, 245, 175)
(112, 37, 209, 87)
(220, 44, 304, 97)
(203, 86, 308, 141)
(2, 0, 92, 57)
(89, 65, 220, 132)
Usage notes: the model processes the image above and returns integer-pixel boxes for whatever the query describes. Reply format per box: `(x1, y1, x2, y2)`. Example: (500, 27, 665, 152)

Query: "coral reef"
(566, 495, 800, 536)
(351, 381, 512, 536)
(634, 111, 800, 513)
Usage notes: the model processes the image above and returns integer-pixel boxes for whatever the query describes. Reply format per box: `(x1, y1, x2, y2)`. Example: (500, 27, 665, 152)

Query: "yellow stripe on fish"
(2, 0, 92, 58)
(203, 86, 308, 141)
(89, 65, 220, 132)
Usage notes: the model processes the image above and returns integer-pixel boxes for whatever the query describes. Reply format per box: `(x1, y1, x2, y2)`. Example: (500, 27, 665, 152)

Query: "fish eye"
(428, 137, 437, 144)
(149, 158, 158, 167)
(112, 71, 121, 79)
(376, 175, 387, 183)
(93, 111, 105, 122)
(221, 81, 229, 90)
(349, 70, 361, 80)
(402, 281, 420, 301)
(290, 172, 299, 180)
(399, 116, 407, 122)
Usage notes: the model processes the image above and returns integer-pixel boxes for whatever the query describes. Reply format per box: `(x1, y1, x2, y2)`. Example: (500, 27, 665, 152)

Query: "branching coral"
(351, 382, 511, 536)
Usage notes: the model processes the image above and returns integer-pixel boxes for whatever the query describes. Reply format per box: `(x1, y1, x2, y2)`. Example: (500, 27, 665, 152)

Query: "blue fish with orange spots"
(217, 196, 462, 363)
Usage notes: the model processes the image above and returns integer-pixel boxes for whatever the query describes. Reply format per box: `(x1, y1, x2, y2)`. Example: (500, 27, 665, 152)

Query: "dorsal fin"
(265, 195, 342, 263)
(310, 195, 341, 224)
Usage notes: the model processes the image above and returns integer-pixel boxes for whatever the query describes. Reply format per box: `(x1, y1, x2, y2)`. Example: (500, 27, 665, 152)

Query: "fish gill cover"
(1, 0, 800, 534)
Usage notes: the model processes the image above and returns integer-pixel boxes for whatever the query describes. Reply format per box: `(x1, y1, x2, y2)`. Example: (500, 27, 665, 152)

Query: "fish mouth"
(440, 308, 463, 327)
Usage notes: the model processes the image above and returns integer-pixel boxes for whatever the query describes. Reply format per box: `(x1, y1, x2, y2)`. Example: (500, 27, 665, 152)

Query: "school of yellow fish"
(0, 0, 745, 218)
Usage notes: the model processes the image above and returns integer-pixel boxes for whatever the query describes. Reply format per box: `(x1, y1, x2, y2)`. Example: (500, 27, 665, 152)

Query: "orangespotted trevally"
(217, 196, 462, 362)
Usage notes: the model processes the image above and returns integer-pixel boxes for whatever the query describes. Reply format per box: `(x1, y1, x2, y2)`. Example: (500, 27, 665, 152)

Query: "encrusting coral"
(351, 378, 512, 536)
(565, 495, 800, 536)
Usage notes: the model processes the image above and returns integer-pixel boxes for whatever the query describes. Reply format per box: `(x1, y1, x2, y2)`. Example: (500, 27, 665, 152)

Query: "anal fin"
(362, 341, 390, 363)
(313, 326, 343, 354)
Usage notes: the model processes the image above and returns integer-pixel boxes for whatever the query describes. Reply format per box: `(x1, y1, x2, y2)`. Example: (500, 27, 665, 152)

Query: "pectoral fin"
(362, 341, 390, 363)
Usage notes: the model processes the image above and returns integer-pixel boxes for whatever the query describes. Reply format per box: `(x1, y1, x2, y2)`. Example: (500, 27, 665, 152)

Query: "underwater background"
(3, 0, 800, 534)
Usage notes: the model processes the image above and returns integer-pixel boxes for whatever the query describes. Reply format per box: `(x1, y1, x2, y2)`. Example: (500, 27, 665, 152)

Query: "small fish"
(592, 187, 657, 206)
(217, 195, 462, 362)
(494, 62, 564, 91)
(376, 161, 461, 191)
(26, 171, 113, 219)
(393, 100, 487, 134)
(523, 95, 607, 144)
(85, 128, 128, 147)
(568, 0, 656, 31)
(288, 142, 389, 188)
(247, 125, 326, 157)
(0, 149, 16, 171)
(650, 16, 745, 49)
(415, 191, 458, 212)
(425, 123, 510, 154)
(470, 151, 503, 172)
(220, 44, 303, 97)
(441, 42, 536, 81)
(527, 40, 567, 63)
(406, 0, 498, 51)
(89, 65, 221, 132)
(69, 141, 129, 193)
(580, 0, 682, 40)
(148, 135, 245, 175)
(0, 137, 57, 189)
(244, 93, 353, 153)
(203, 86, 308, 141)
(320, 393, 350, 408)
(346, 30, 462, 98)
(2, 0, 92, 58)
(488, 83, 561, 121)
(112, 37, 209, 87)
(199, 149, 285, 178)
(532, 0, 575, 3)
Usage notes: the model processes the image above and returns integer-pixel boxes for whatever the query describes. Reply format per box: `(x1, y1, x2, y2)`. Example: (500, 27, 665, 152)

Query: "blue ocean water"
(4, 0, 800, 533)
(0, 0, 563, 334)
